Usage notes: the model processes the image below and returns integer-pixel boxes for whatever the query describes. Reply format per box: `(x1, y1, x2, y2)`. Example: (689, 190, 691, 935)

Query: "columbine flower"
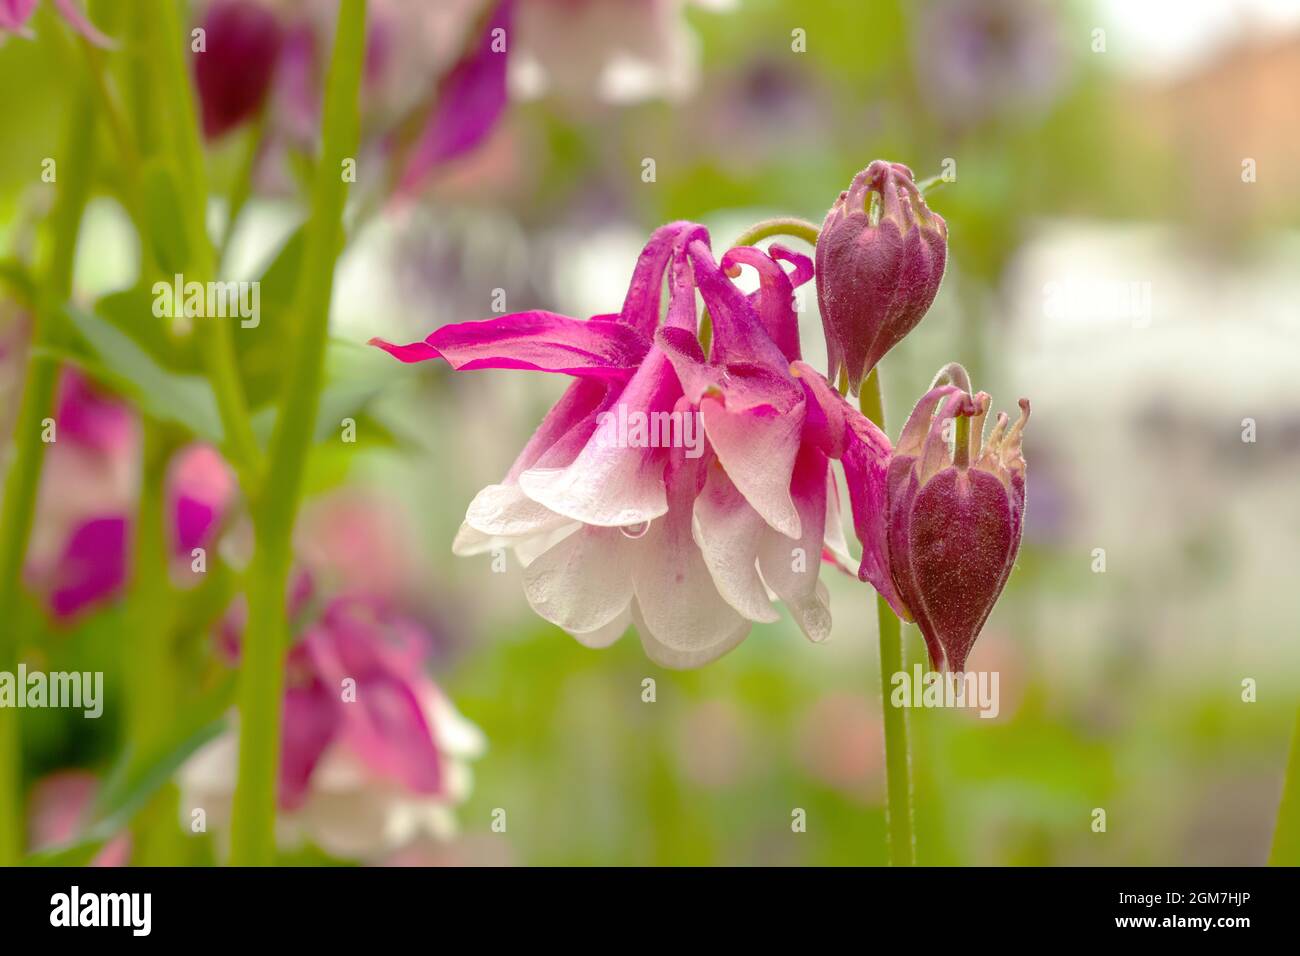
(0, 0, 111, 45)
(25, 374, 233, 618)
(861, 363, 1029, 671)
(181, 577, 485, 861)
(815, 160, 947, 394)
(193, 0, 286, 139)
(372, 221, 893, 666)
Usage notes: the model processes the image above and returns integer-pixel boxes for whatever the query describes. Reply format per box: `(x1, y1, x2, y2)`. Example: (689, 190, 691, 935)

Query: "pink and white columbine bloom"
(181, 578, 485, 860)
(373, 222, 895, 666)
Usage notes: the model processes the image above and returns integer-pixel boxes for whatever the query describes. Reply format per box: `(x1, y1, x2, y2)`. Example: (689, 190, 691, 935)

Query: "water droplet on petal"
(620, 521, 650, 539)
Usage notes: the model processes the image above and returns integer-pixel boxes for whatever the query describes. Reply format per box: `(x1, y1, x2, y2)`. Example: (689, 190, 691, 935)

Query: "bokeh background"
(2, 0, 1298, 865)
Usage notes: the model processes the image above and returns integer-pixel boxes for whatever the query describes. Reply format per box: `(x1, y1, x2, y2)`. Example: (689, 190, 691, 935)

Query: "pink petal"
(688, 239, 789, 370)
(720, 244, 810, 362)
(51, 0, 113, 46)
(505, 379, 616, 481)
(370, 311, 650, 379)
(305, 609, 444, 795)
(699, 397, 804, 539)
(397, 0, 513, 193)
(279, 665, 341, 810)
(48, 516, 128, 620)
(617, 222, 708, 338)
(518, 350, 680, 527)
(0, 0, 37, 31)
(167, 444, 236, 558)
(792, 361, 906, 618)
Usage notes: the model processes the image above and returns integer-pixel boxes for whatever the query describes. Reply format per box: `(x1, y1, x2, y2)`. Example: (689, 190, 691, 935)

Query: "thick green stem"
(146, 1, 261, 481)
(228, 0, 368, 866)
(0, 79, 96, 866)
(1269, 707, 1300, 865)
(860, 367, 915, 866)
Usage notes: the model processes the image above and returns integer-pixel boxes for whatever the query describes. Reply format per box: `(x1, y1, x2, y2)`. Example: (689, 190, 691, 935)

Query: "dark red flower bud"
(815, 160, 947, 394)
(193, 0, 284, 140)
(885, 364, 1028, 671)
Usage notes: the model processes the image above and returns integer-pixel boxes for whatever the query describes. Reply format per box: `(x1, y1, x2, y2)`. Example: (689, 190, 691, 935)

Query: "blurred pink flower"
(25, 373, 234, 619)
(372, 222, 891, 666)
(0, 0, 111, 45)
(26, 371, 137, 621)
(183, 576, 484, 860)
(294, 490, 422, 604)
(27, 771, 130, 865)
(167, 443, 237, 564)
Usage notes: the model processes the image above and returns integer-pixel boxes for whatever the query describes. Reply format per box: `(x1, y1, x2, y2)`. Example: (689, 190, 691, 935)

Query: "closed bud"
(885, 364, 1028, 671)
(193, 0, 284, 140)
(815, 160, 947, 394)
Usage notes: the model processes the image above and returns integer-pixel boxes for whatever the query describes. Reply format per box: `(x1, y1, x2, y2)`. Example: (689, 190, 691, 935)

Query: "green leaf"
(23, 677, 235, 866)
(233, 226, 305, 407)
(251, 339, 402, 444)
(63, 304, 225, 441)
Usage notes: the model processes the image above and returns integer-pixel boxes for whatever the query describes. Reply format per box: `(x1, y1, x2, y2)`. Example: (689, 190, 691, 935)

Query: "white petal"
(757, 449, 833, 643)
(519, 450, 668, 528)
(632, 601, 750, 669)
(523, 524, 635, 633)
(691, 461, 779, 623)
(823, 469, 857, 573)
(464, 482, 567, 538)
(631, 508, 752, 668)
(568, 607, 632, 649)
(700, 399, 802, 538)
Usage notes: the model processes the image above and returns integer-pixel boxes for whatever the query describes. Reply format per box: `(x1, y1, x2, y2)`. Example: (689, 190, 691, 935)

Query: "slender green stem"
(1270, 706, 1300, 865)
(228, 0, 368, 866)
(731, 216, 821, 249)
(122, 426, 185, 865)
(0, 79, 97, 866)
(860, 367, 915, 866)
(701, 217, 822, 352)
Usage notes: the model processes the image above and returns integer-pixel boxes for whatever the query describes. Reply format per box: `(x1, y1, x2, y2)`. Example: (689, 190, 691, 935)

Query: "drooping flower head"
(815, 160, 947, 394)
(183, 498, 484, 861)
(860, 363, 1029, 671)
(373, 221, 893, 667)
